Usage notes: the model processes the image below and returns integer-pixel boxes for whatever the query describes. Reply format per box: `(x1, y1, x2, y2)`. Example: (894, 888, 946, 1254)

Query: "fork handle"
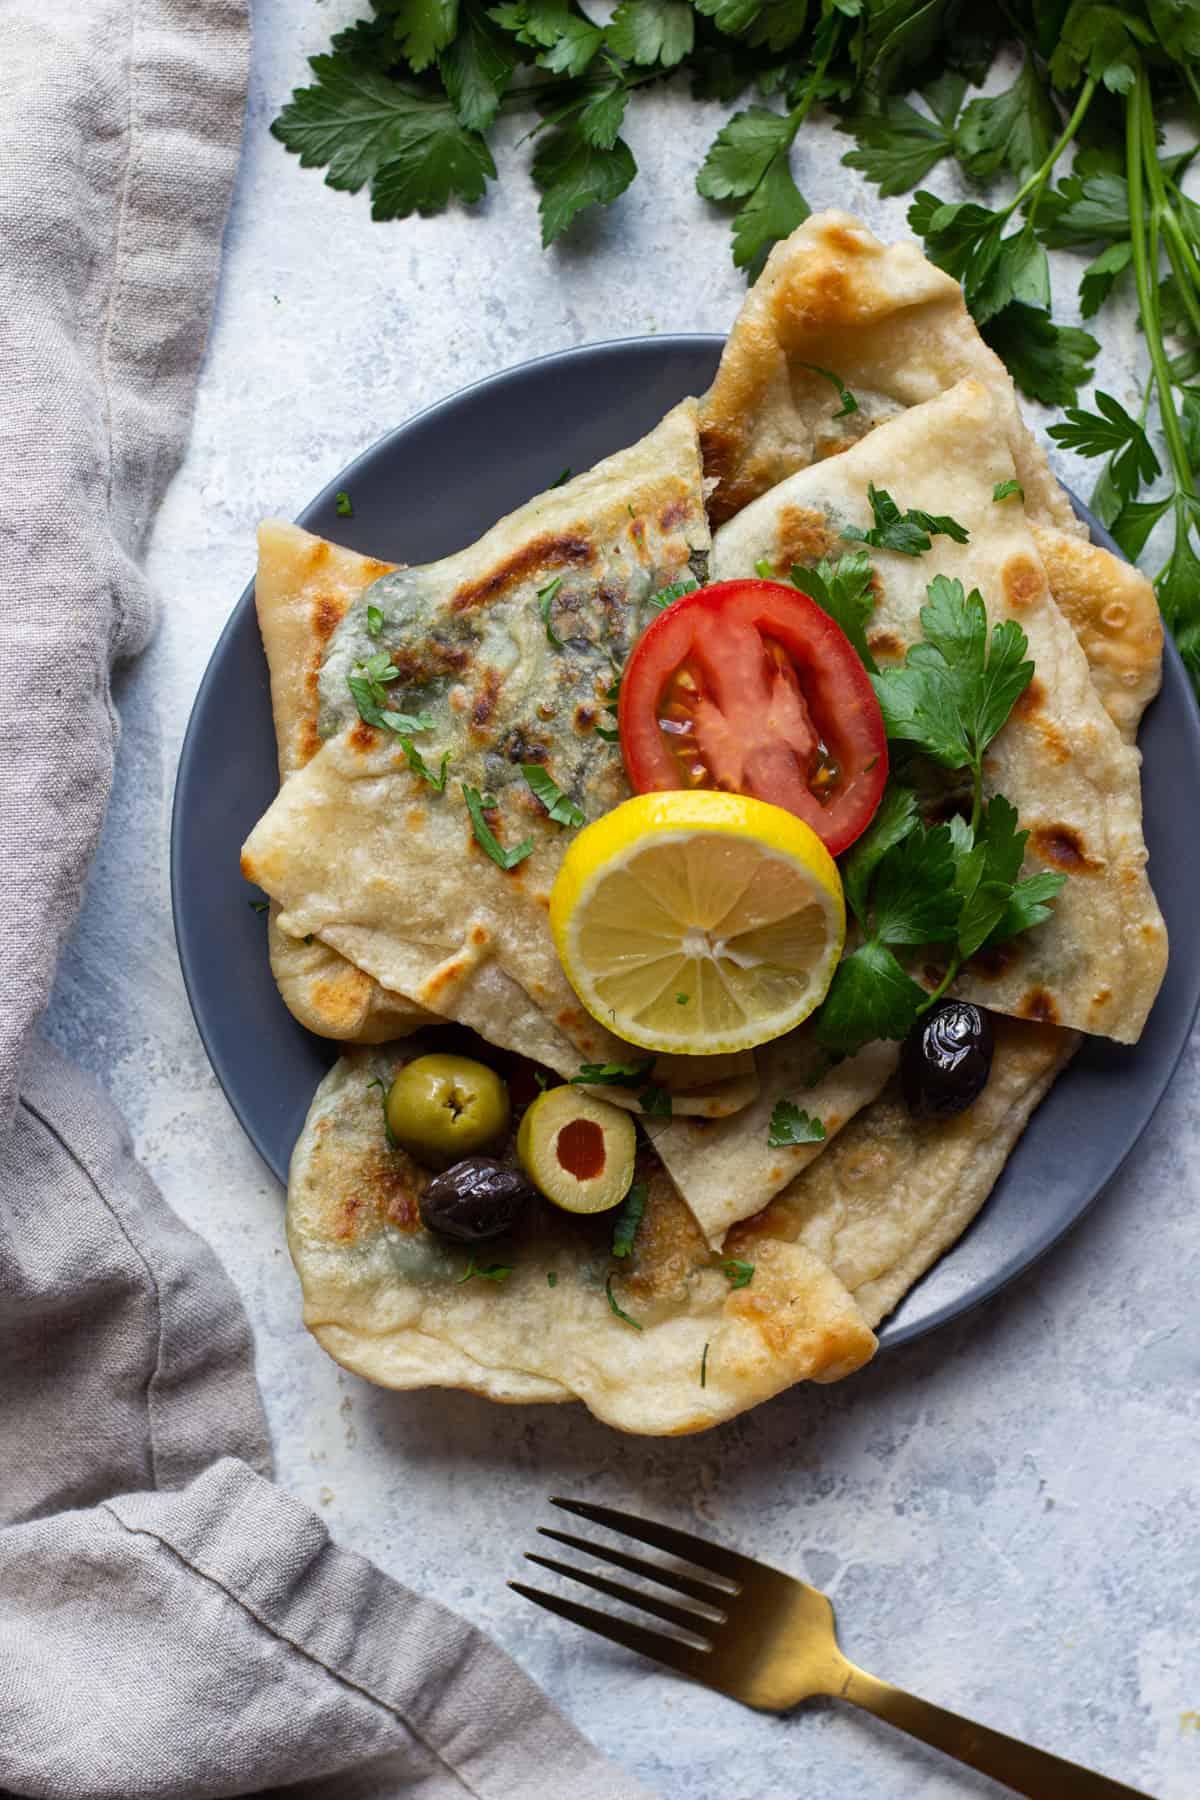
(839, 1664, 1156, 1799)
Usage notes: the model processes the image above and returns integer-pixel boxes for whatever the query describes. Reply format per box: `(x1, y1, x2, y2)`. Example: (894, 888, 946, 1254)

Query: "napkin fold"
(0, 5, 650, 1796)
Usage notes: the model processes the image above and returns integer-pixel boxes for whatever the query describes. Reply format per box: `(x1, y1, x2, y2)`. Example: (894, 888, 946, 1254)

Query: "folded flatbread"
(242, 402, 756, 1118)
(287, 1041, 876, 1434)
(255, 520, 438, 1041)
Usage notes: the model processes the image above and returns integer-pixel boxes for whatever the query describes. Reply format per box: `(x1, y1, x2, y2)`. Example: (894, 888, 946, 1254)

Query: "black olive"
(901, 1000, 994, 1117)
(419, 1157, 534, 1242)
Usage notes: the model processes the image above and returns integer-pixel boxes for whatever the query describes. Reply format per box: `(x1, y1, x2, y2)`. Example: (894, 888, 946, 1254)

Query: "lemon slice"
(550, 790, 845, 1055)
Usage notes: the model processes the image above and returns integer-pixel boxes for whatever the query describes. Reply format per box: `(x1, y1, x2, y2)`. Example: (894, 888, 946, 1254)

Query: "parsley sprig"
(572, 1057, 672, 1118)
(843, 485, 970, 559)
(812, 577, 1065, 1056)
(463, 783, 535, 869)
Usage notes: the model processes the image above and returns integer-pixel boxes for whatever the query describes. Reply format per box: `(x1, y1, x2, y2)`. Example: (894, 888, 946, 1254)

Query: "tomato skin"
(618, 579, 888, 856)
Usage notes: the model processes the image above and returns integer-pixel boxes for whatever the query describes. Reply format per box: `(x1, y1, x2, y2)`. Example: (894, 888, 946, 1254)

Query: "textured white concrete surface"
(44, 5, 1200, 1796)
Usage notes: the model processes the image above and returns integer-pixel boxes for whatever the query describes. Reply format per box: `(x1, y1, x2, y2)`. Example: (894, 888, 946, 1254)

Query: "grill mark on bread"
(1032, 823, 1100, 872)
(450, 534, 595, 612)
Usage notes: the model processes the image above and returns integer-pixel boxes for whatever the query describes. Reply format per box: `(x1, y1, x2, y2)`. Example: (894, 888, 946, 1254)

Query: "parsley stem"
(1158, 207, 1200, 346)
(1004, 76, 1096, 225)
(918, 954, 962, 1015)
(1127, 67, 1195, 496)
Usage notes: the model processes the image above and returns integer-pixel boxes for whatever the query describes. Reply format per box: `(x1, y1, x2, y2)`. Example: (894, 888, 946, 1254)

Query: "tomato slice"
(618, 579, 887, 856)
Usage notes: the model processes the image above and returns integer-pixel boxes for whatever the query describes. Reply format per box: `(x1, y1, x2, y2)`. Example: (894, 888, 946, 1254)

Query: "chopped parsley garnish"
(754, 557, 774, 579)
(811, 578, 1064, 1056)
(336, 491, 353, 517)
(796, 362, 858, 419)
(397, 737, 451, 791)
(572, 1057, 671, 1119)
(611, 1182, 647, 1258)
(550, 467, 572, 487)
(789, 552, 878, 673)
(675, 992, 689, 1005)
(248, 898, 269, 913)
(346, 664, 448, 785)
(647, 576, 698, 611)
(538, 576, 565, 649)
(462, 784, 534, 871)
(456, 1258, 513, 1284)
(366, 603, 384, 636)
(700, 1341, 709, 1388)
(721, 1259, 755, 1289)
(547, 1270, 558, 1288)
(843, 484, 970, 557)
(594, 724, 621, 743)
(605, 1273, 642, 1330)
(366, 1075, 399, 1149)
(767, 1102, 826, 1149)
(521, 763, 584, 827)
(303, 933, 314, 945)
(992, 480, 1025, 503)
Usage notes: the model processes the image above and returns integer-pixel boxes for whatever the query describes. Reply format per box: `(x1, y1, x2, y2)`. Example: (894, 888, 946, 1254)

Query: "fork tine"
(509, 1581, 713, 1683)
(524, 1552, 721, 1640)
(551, 1497, 756, 1585)
(537, 1527, 734, 1604)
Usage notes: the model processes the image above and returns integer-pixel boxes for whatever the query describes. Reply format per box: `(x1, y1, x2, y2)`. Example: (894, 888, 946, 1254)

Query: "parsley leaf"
(731, 151, 809, 275)
(700, 1340, 709, 1387)
(538, 575, 564, 647)
(697, 106, 809, 275)
(842, 782, 920, 929)
(796, 362, 858, 418)
(1047, 393, 1161, 503)
(397, 737, 451, 790)
(272, 57, 495, 218)
(457, 1258, 513, 1283)
(248, 898, 269, 913)
(532, 126, 637, 246)
(721, 1258, 755, 1288)
(547, 1270, 558, 1287)
(605, 1272, 642, 1329)
(366, 603, 384, 636)
(816, 941, 929, 1055)
(572, 1057, 655, 1088)
(868, 823, 961, 947)
(956, 58, 1057, 184)
(647, 576, 698, 610)
(980, 305, 1099, 409)
(1078, 240, 1134, 317)
(767, 1100, 826, 1148)
(606, 0, 694, 68)
(843, 484, 970, 557)
(438, 0, 516, 133)
(839, 90, 961, 198)
(611, 1181, 648, 1257)
(993, 480, 1024, 503)
(873, 575, 1033, 783)
(366, 1075, 400, 1149)
(788, 552, 877, 672)
(521, 762, 584, 826)
(462, 784, 534, 869)
(336, 490, 354, 517)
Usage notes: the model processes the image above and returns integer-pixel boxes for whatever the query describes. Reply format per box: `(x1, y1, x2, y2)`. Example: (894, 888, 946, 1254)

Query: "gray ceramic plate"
(171, 336, 1200, 1350)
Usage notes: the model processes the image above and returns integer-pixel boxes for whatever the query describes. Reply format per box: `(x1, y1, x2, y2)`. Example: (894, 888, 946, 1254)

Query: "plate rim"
(170, 332, 1200, 1355)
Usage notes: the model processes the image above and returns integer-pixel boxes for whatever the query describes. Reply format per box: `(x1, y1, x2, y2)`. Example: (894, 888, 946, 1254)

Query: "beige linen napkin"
(0, 5, 651, 1796)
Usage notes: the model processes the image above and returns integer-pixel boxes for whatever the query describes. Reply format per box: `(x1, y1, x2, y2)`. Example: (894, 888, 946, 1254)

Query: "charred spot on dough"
(500, 724, 550, 764)
(471, 668, 501, 729)
(659, 495, 691, 532)
(299, 717, 322, 765)
(1001, 555, 1046, 610)
(1092, 987, 1112, 1009)
(776, 261, 853, 336)
(1032, 822, 1100, 872)
(574, 703, 598, 732)
(363, 558, 392, 581)
(867, 629, 904, 661)
(775, 505, 834, 570)
(629, 516, 647, 550)
(406, 807, 425, 830)
(313, 594, 345, 641)
(699, 429, 742, 525)
(349, 721, 376, 752)
(423, 957, 469, 1001)
(1019, 987, 1060, 1025)
(309, 968, 374, 1031)
(1014, 676, 1046, 720)
(471, 925, 489, 947)
(1035, 719, 1072, 764)
(307, 541, 332, 570)
(969, 940, 1017, 980)
(449, 533, 595, 613)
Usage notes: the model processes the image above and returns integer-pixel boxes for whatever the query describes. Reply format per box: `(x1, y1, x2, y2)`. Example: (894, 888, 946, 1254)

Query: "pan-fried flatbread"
(287, 1042, 875, 1434)
(243, 403, 756, 1119)
(710, 379, 1166, 1045)
(255, 519, 437, 1042)
(699, 208, 1083, 538)
(727, 1016, 1079, 1333)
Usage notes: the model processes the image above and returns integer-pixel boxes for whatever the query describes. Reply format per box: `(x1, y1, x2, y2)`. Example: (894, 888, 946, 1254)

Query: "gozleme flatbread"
(699, 208, 1082, 539)
(698, 211, 1163, 729)
(711, 378, 1167, 1045)
(254, 519, 438, 1042)
(288, 1041, 876, 1433)
(242, 402, 757, 1118)
(725, 1016, 1080, 1337)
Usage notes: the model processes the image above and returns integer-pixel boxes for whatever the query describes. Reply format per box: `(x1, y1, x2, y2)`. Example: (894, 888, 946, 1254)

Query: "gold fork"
(510, 1498, 1156, 1800)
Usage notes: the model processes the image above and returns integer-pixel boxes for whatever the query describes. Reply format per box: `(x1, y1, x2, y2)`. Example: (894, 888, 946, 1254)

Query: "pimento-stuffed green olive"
(386, 1054, 510, 1164)
(516, 1086, 636, 1214)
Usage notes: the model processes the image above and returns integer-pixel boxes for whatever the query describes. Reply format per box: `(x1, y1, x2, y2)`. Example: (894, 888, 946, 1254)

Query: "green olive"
(386, 1054, 510, 1165)
(516, 1087, 636, 1214)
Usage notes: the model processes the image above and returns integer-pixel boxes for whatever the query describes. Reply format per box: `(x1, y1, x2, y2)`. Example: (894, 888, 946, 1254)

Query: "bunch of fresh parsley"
(274, 2, 1200, 692)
